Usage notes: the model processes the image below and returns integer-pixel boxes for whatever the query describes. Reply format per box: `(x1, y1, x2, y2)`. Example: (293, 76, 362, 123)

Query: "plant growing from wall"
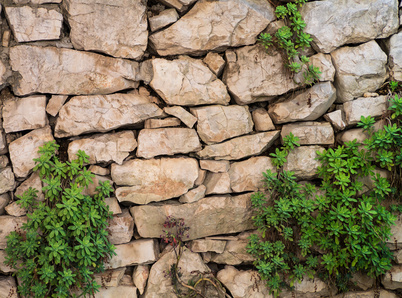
(5, 141, 116, 297)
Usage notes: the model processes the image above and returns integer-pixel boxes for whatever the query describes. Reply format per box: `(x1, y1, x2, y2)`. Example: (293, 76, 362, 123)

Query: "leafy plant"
(5, 141, 116, 297)
(389, 81, 399, 93)
(270, 132, 300, 168)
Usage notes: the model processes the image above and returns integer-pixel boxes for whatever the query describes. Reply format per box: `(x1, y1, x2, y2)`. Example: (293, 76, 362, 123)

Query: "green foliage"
(270, 133, 300, 168)
(5, 141, 115, 297)
(389, 81, 399, 93)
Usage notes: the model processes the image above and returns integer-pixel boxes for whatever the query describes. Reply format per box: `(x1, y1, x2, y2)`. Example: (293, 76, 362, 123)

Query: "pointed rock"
(164, 106, 197, 128)
(133, 265, 149, 295)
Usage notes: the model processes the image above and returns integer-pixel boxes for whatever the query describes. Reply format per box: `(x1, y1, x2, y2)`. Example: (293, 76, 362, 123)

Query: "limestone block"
(382, 265, 402, 290)
(0, 216, 27, 249)
(204, 172, 231, 195)
(203, 52, 225, 77)
(179, 185, 206, 203)
(144, 118, 181, 129)
(200, 160, 229, 173)
(343, 96, 388, 125)
(104, 197, 121, 215)
(133, 265, 149, 295)
(164, 106, 197, 128)
(93, 268, 125, 288)
(310, 53, 335, 82)
(5, 202, 26, 217)
(283, 146, 325, 180)
(107, 209, 134, 245)
(46, 95, 68, 117)
(149, 9, 179, 32)
(190, 239, 226, 254)
(324, 110, 346, 131)
(281, 122, 334, 145)
(385, 31, 402, 81)
(0, 167, 15, 195)
(0, 276, 18, 298)
(0, 194, 10, 215)
(252, 108, 275, 131)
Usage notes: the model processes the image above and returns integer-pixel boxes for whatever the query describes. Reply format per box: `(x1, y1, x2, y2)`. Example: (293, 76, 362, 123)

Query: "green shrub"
(5, 141, 116, 297)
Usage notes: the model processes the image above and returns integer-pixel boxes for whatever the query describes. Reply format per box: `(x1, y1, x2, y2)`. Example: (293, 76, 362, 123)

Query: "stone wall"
(0, 0, 401, 297)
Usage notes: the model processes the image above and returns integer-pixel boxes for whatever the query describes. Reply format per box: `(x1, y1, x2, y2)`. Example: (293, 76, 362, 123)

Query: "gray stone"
(388, 214, 402, 250)
(149, 9, 179, 32)
(350, 272, 375, 291)
(144, 118, 181, 129)
(164, 106, 197, 128)
(46, 95, 68, 117)
(104, 197, 122, 215)
(0, 167, 15, 195)
(252, 108, 275, 132)
(281, 122, 334, 145)
(385, 31, 402, 81)
(344, 96, 388, 125)
(0, 156, 8, 170)
(283, 146, 325, 180)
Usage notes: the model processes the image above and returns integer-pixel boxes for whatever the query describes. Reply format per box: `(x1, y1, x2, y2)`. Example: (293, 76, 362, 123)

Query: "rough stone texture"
(9, 45, 139, 96)
(385, 31, 402, 81)
(131, 194, 253, 240)
(0, 156, 8, 170)
(229, 157, 276, 193)
(268, 82, 336, 124)
(204, 172, 231, 195)
(9, 126, 54, 178)
(55, 93, 163, 138)
(382, 265, 402, 289)
(105, 197, 122, 215)
(324, 110, 346, 131)
(200, 160, 230, 173)
(112, 158, 199, 204)
(137, 128, 201, 159)
(190, 239, 226, 254)
(68, 131, 137, 165)
(300, 0, 398, 53)
(107, 239, 159, 269)
(157, 0, 196, 13)
(2, 95, 47, 133)
(198, 131, 280, 160)
(0, 167, 15, 195)
(344, 96, 388, 125)
(0, 216, 27, 249)
(0, 250, 16, 273)
(395, 249, 402, 264)
(279, 276, 332, 298)
(0, 194, 10, 215)
(63, 0, 147, 60)
(331, 41, 388, 103)
(5, 6, 63, 42)
(337, 120, 385, 145)
(164, 106, 197, 128)
(133, 265, 149, 295)
(179, 185, 206, 203)
(14, 0, 62, 3)
(283, 146, 325, 180)
(223, 45, 300, 105)
(0, 130, 6, 155)
(281, 122, 334, 145)
(217, 266, 272, 298)
(107, 209, 134, 245)
(389, 214, 402, 250)
(149, 9, 179, 32)
(310, 53, 335, 82)
(351, 272, 375, 291)
(95, 286, 137, 298)
(203, 52, 226, 77)
(46, 95, 68, 117)
(149, 0, 275, 56)
(88, 165, 110, 176)
(93, 268, 125, 288)
(5, 202, 27, 217)
(149, 57, 230, 106)
(334, 291, 397, 298)
(144, 118, 181, 129)
(252, 108, 275, 131)
(0, 276, 18, 298)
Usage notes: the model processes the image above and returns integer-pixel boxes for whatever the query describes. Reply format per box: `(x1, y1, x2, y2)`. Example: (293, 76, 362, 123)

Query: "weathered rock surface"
(268, 82, 336, 124)
(14, 0, 62, 3)
(0, 156, 8, 170)
(197, 131, 280, 160)
(93, 268, 125, 288)
(149, 0, 275, 56)
(0, 216, 27, 249)
(149, 9, 179, 32)
(388, 214, 402, 250)
(137, 128, 201, 158)
(15, 172, 43, 202)
(2, 95, 47, 133)
(0, 167, 15, 195)
(279, 276, 333, 298)
(95, 285, 137, 298)
(229, 157, 276, 193)
(281, 122, 334, 145)
(112, 158, 199, 204)
(133, 265, 149, 295)
(203, 52, 226, 77)
(157, 0, 196, 13)
(5, 202, 27, 217)
(331, 41, 388, 103)
(204, 172, 231, 195)
(351, 272, 375, 291)
(300, 0, 398, 53)
(223, 45, 299, 105)
(144, 118, 181, 129)
(46, 95, 68, 117)
(149, 57, 230, 106)
(0, 130, 6, 155)
(9, 126, 54, 178)
(164, 106, 197, 128)
(324, 110, 346, 131)
(68, 131, 137, 165)
(0, 276, 18, 298)
(9, 45, 139, 96)
(107, 239, 159, 269)
(252, 108, 275, 132)
(0, 250, 16, 273)
(283, 146, 325, 180)
(55, 93, 163, 138)
(200, 160, 230, 173)
(63, 0, 147, 60)
(104, 197, 122, 215)
(107, 209, 134, 245)
(385, 31, 402, 81)
(382, 265, 402, 289)
(334, 290, 397, 298)
(0, 194, 10, 215)
(5, 6, 63, 42)
(310, 53, 335, 82)
(131, 194, 253, 240)
(343, 96, 388, 125)
(190, 239, 226, 254)
(88, 165, 109, 176)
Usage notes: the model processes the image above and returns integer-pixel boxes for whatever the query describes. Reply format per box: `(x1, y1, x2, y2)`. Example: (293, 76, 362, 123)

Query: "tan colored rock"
(204, 172, 231, 195)
(190, 239, 226, 254)
(324, 110, 346, 131)
(144, 118, 181, 129)
(5, 201, 26, 217)
(1, 31, 10, 48)
(283, 146, 325, 180)
(350, 272, 375, 291)
(191, 105, 253, 144)
(149, 0, 275, 56)
(0, 167, 15, 195)
(107, 239, 159, 269)
(382, 265, 402, 289)
(15, 172, 43, 201)
(5, 6, 63, 42)
(9, 127, 54, 178)
(223, 45, 299, 105)
(200, 160, 229, 173)
(310, 53, 335, 82)
(344, 96, 388, 125)
(334, 291, 394, 298)
(203, 52, 225, 77)
(63, 0, 147, 60)
(149, 56, 230, 106)
(9, 45, 139, 96)
(279, 276, 332, 298)
(105, 197, 121, 215)
(268, 82, 336, 124)
(0, 194, 10, 215)
(2, 95, 47, 133)
(337, 120, 385, 145)
(107, 209, 134, 245)
(281, 122, 334, 145)
(229, 156, 276, 193)
(14, 0, 62, 3)
(157, 0, 196, 12)
(95, 286, 137, 298)
(0, 276, 18, 298)
(149, 9, 179, 32)
(0, 156, 8, 170)
(0, 250, 16, 274)
(195, 169, 207, 186)
(94, 268, 125, 288)
(394, 249, 402, 264)
(55, 93, 163, 138)
(0, 130, 6, 155)
(112, 158, 199, 204)
(0, 216, 27, 249)
(331, 41, 388, 103)
(68, 131, 136, 165)
(164, 106, 197, 128)
(133, 265, 149, 295)
(179, 185, 206, 203)
(89, 165, 110, 176)
(46, 95, 68, 117)
(131, 194, 253, 240)
(198, 131, 280, 161)
(385, 31, 402, 81)
(137, 128, 201, 159)
(252, 108, 275, 131)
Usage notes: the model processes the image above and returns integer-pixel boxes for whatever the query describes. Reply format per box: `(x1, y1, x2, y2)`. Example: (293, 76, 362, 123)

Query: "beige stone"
(2, 31, 10, 48)
(0, 194, 10, 215)
(164, 106, 197, 128)
(94, 268, 125, 288)
(15, 172, 43, 202)
(252, 108, 275, 131)
(137, 128, 201, 159)
(5, 202, 26, 217)
(0, 276, 18, 298)
(203, 52, 225, 77)
(279, 276, 332, 298)
(310, 53, 335, 82)
(107, 209, 134, 245)
(131, 194, 253, 240)
(144, 118, 181, 129)
(204, 172, 231, 195)
(0, 130, 6, 155)
(350, 272, 375, 291)
(55, 93, 163, 138)
(5, 6, 63, 42)
(14, 0, 62, 3)
(200, 160, 229, 173)
(149, 56, 230, 106)
(46, 95, 68, 117)
(112, 158, 199, 204)
(95, 286, 137, 298)
(281, 122, 334, 145)
(105, 197, 121, 215)
(283, 146, 325, 180)
(388, 214, 402, 250)
(149, 0, 275, 56)
(195, 169, 207, 186)
(149, 9, 179, 32)
(82, 175, 113, 197)
(0, 216, 27, 249)
(324, 110, 346, 131)
(133, 265, 149, 295)
(198, 131, 280, 160)
(9, 126, 54, 178)
(0, 156, 8, 170)
(2, 95, 47, 133)
(9, 45, 139, 96)
(89, 165, 110, 176)
(344, 96, 388, 125)
(190, 239, 226, 254)
(337, 120, 385, 145)
(63, 0, 147, 60)
(394, 249, 402, 264)
(179, 185, 206, 203)
(0, 167, 15, 195)
(191, 105, 253, 144)
(385, 31, 402, 81)
(0, 250, 16, 273)
(157, 0, 196, 13)
(268, 82, 336, 124)
(382, 265, 402, 289)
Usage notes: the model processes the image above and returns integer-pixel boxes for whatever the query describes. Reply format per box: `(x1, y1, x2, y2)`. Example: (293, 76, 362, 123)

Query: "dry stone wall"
(0, 0, 401, 297)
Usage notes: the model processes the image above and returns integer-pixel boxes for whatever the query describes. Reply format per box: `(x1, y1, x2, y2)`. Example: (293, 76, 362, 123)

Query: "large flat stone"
(131, 194, 254, 240)
(112, 158, 199, 204)
(283, 146, 325, 180)
(63, 0, 147, 59)
(281, 122, 334, 145)
(9, 45, 139, 96)
(343, 96, 388, 125)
